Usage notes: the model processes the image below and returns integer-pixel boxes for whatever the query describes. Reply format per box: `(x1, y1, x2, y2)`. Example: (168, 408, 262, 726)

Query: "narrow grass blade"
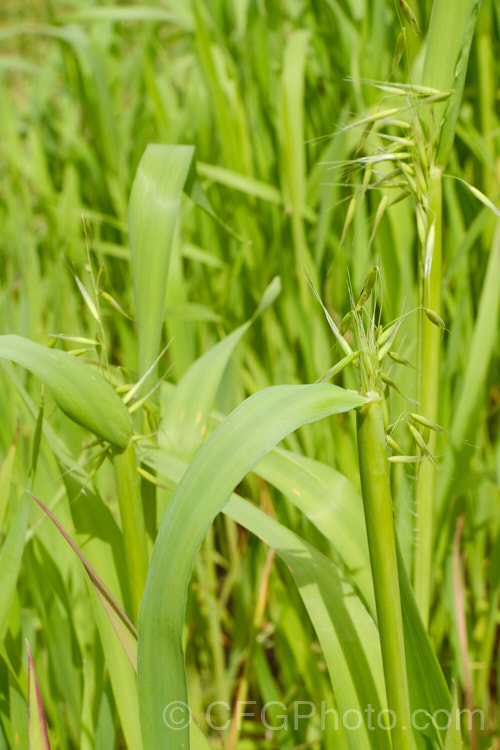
(138, 384, 366, 749)
(0, 493, 30, 639)
(111, 444, 149, 623)
(138, 446, 387, 750)
(255, 447, 375, 613)
(254, 448, 451, 748)
(436, 222, 500, 540)
(224, 496, 389, 750)
(160, 278, 281, 460)
(443, 686, 462, 749)
(87, 579, 144, 750)
(0, 428, 17, 531)
(0, 335, 132, 449)
(160, 323, 252, 459)
(31, 493, 138, 669)
(129, 144, 194, 380)
(60, 7, 190, 25)
(26, 640, 51, 750)
(422, 0, 482, 166)
(280, 29, 313, 300)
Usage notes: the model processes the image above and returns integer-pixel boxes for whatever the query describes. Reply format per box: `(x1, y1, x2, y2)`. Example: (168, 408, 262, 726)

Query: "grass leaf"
(0, 335, 132, 449)
(138, 384, 365, 748)
(129, 144, 195, 380)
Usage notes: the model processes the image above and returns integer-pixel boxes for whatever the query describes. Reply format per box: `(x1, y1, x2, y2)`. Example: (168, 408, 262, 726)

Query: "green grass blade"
(138, 384, 366, 748)
(31, 493, 138, 669)
(87, 579, 144, 750)
(422, 0, 483, 166)
(0, 430, 17, 532)
(160, 277, 280, 460)
(443, 687, 462, 749)
(255, 447, 376, 614)
(436, 221, 500, 543)
(280, 29, 313, 302)
(0, 335, 132, 450)
(26, 640, 51, 750)
(0, 494, 30, 640)
(59, 6, 190, 25)
(160, 322, 252, 459)
(137, 447, 388, 750)
(256, 447, 451, 748)
(129, 144, 194, 380)
(224, 495, 389, 750)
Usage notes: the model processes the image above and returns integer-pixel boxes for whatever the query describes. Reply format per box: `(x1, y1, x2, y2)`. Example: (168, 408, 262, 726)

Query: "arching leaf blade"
(138, 384, 366, 749)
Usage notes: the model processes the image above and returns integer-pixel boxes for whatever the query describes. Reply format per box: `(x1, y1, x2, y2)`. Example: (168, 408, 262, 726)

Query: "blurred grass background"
(0, 1, 499, 748)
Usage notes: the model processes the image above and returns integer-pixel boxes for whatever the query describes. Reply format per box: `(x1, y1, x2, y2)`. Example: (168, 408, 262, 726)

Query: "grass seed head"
(392, 27, 407, 74)
(388, 351, 416, 369)
(356, 266, 379, 309)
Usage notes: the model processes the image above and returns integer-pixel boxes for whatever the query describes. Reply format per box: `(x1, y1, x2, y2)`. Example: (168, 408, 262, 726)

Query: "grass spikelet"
(382, 372, 403, 395)
(397, 0, 421, 36)
(356, 266, 379, 309)
(388, 351, 416, 369)
(386, 434, 405, 455)
(423, 307, 447, 331)
(389, 455, 425, 463)
(409, 413, 447, 433)
(316, 351, 361, 382)
(340, 196, 356, 246)
(392, 26, 407, 74)
(368, 196, 389, 251)
(408, 423, 438, 466)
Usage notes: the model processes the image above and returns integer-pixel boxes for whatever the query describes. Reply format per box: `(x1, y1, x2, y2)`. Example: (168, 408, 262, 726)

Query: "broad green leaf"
(129, 144, 194, 380)
(26, 640, 51, 750)
(140, 446, 388, 749)
(190, 723, 214, 750)
(139, 424, 450, 748)
(4, 359, 136, 631)
(397, 540, 451, 748)
(0, 335, 132, 450)
(138, 384, 366, 749)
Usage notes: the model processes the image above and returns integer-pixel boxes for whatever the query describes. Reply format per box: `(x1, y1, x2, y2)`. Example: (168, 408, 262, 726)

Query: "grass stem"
(112, 442, 149, 623)
(357, 398, 413, 750)
(415, 166, 443, 627)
